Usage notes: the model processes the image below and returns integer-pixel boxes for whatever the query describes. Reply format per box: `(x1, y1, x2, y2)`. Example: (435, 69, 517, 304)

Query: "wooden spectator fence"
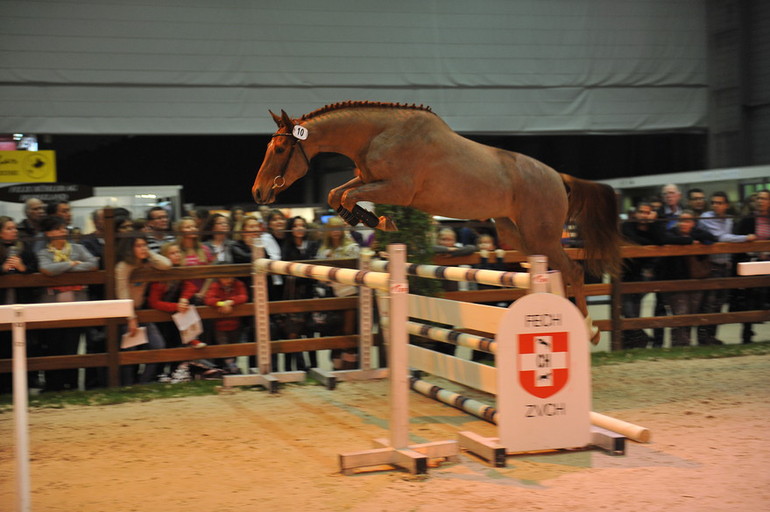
(0, 205, 768, 389)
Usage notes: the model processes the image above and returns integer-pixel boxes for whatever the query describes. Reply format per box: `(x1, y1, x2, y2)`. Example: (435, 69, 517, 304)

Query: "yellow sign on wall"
(0, 150, 57, 183)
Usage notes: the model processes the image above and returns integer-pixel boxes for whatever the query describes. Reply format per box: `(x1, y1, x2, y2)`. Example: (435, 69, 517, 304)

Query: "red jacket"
(146, 280, 200, 313)
(204, 279, 248, 331)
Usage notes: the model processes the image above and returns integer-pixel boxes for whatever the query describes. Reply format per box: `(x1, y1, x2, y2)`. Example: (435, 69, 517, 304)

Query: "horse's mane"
(299, 101, 434, 121)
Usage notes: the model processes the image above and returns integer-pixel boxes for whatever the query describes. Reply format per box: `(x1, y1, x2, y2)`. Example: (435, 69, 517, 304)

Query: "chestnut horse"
(252, 101, 621, 341)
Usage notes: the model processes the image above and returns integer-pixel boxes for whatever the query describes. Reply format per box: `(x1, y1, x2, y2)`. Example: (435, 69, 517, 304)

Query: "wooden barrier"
(1, 239, 768, 387)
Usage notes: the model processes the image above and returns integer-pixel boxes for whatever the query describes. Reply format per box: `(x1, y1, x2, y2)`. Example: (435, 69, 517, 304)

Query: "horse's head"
(252, 110, 311, 205)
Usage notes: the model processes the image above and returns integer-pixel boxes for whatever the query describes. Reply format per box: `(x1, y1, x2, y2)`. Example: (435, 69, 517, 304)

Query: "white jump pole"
(12, 307, 30, 512)
(1, 299, 134, 512)
(388, 244, 409, 449)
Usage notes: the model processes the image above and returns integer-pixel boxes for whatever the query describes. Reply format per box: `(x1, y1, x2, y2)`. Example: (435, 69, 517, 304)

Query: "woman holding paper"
(115, 234, 171, 385)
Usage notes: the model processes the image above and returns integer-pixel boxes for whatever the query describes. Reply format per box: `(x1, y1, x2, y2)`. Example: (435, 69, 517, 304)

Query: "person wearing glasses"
(698, 192, 757, 345)
(145, 206, 175, 253)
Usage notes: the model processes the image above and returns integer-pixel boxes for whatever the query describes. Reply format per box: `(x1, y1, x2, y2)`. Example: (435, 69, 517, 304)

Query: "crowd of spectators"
(620, 185, 769, 349)
(0, 187, 768, 394)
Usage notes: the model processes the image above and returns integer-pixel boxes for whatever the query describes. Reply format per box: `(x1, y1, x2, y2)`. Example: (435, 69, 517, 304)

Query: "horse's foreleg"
(329, 177, 365, 226)
(340, 180, 413, 231)
(328, 176, 363, 210)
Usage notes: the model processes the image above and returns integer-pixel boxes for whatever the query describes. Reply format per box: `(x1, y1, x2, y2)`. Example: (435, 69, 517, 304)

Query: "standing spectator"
(81, 207, 109, 389)
(733, 189, 769, 344)
(315, 216, 361, 370)
(280, 216, 320, 371)
(0, 216, 39, 393)
(230, 206, 246, 241)
(204, 275, 248, 374)
(620, 202, 658, 349)
(146, 242, 189, 353)
(687, 188, 707, 218)
(651, 184, 685, 347)
(115, 234, 171, 384)
(176, 216, 215, 296)
(145, 206, 175, 253)
(232, 215, 263, 264)
(698, 192, 756, 345)
(261, 209, 288, 299)
(17, 198, 46, 238)
(202, 213, 236, 263)
(657, 211, 716, 346)
(47, 200, 77, 232)
(37, 215, 98, 391)
(175, 216, 215, 345)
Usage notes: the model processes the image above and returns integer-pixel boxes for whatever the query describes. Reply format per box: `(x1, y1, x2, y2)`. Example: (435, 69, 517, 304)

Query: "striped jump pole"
(370, 260, 531, 289)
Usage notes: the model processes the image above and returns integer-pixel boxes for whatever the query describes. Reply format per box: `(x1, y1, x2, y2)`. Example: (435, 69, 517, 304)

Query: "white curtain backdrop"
(0, 0, 707, 135)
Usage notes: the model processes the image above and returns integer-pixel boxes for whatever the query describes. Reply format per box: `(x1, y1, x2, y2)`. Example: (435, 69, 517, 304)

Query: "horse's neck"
(305, 110, 428, 154)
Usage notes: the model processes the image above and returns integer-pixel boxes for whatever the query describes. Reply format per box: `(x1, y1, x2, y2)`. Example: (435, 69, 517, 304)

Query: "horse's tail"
(560, 173, 622, 278)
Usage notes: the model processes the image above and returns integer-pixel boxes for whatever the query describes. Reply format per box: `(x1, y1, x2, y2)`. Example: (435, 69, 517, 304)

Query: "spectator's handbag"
(687, 255, 712, 279)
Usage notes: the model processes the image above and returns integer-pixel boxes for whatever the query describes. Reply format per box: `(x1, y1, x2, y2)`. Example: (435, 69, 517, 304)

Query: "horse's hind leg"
(514, 219, 600, 344)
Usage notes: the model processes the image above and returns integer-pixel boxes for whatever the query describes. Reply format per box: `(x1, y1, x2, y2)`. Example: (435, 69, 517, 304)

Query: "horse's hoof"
(378, 217, 398, 231)
(589, 325, 601, 345)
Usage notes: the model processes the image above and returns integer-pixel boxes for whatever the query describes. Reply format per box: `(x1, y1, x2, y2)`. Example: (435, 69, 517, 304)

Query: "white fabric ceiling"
(0, 0, 708, 135)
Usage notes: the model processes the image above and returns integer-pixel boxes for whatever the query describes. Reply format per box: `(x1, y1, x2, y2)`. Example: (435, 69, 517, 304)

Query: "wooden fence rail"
(1, 212, 768, 387)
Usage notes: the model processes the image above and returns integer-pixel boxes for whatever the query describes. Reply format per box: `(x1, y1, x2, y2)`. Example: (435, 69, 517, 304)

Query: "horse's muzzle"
(253, 187, 274, 205)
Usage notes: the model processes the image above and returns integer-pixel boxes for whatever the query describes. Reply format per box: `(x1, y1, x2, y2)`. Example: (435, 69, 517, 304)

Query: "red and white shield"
(518, 332, 569, 399)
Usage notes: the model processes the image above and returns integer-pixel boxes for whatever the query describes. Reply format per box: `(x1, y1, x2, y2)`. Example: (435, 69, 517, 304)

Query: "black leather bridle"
(270, 130, 311, 190)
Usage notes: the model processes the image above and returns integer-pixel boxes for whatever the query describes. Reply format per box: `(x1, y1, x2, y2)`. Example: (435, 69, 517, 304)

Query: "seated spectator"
(37, 215, 99, 392)
(115, 234, 171, 385)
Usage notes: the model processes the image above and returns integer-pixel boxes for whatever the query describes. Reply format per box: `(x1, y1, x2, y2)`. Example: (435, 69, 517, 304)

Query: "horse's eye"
(274, 146, 285, 154)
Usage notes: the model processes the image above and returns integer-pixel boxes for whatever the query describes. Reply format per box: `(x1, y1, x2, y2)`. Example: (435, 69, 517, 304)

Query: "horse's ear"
(269, 110, 283, 128)
(280, 110, 294, 128)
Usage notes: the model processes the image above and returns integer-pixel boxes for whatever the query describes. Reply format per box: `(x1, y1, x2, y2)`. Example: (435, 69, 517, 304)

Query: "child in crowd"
(204, 275, 248, 374)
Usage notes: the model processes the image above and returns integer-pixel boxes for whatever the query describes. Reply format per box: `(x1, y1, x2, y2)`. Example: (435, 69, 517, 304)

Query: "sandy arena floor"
(1, 354, 769, 512)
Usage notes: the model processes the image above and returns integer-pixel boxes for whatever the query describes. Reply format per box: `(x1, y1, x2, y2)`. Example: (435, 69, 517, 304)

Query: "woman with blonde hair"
(314, 216, 361, 370)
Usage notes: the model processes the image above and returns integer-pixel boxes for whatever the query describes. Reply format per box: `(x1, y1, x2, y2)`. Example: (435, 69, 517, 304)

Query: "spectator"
(698, 192, 756, 345)
(232, 215, 263, 264)
(261, 209, 288, 299)
(314, 216, 361, 370)
(202, 213, 236, 263)
(280, 216, 320, 371)
(81, 207, 108, 389)
(17, 197, 46, 238)
(145, 206, 175, 253)
(471, 233, 507, 362)
(651, 184, 686, 347)
(433, 227, 477, 258)
(732, 189, 769, 344)
(175, 216, 214, 345)
(46, 200, 75, 231)
(37, 215, 98, 391)
(146, 242, 195, 349)
(0, 216, 39, 393)
(230, 206, 246, 241)
(657, 211, 716, 346)
(687, 188, 707, 217)
(115, 234, 171, 384)
(620, 202, 658, 349)
(204, 275, 248, 374)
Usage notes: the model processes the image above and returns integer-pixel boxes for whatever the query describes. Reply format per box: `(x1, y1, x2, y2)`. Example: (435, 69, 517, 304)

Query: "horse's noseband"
(271, 130, 310, 189)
